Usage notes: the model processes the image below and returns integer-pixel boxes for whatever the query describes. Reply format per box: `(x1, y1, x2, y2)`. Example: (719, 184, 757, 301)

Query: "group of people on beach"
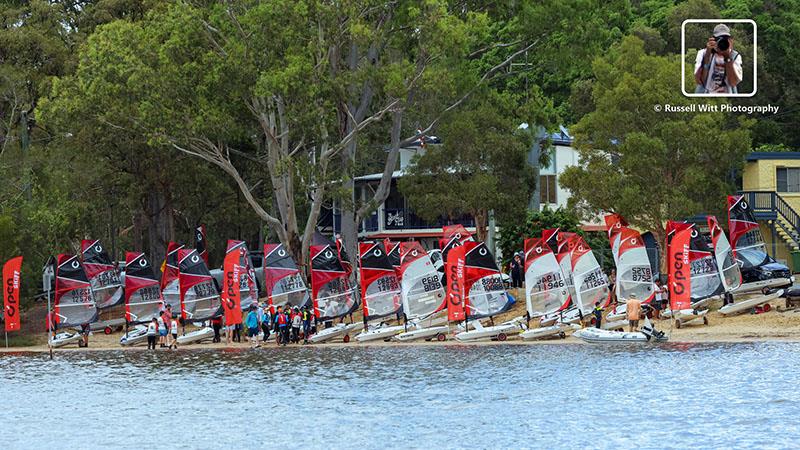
(203, 304, 315, 349)
(146, 305, 179, 350)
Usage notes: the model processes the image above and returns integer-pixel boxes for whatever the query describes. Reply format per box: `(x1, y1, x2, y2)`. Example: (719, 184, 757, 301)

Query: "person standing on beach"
(608, 269, 617, 306)
(169, 316, 179, 349)
(147, 318, 158, 350)
(593, 302, 603, 329)
(291, 307, 302, 343)
(652, 280, 663, 319)
(302, 306, 312, 344)
(80, 323, 90, 348)
(245, 306, 260, 348)
(211, 315, 222, 343)
(510, 254, 524, 289)
(157, 314, 167, 347)
(261, 305, 271, 342)
(274, 307, 287, 345)
(627, 294, 642, 332)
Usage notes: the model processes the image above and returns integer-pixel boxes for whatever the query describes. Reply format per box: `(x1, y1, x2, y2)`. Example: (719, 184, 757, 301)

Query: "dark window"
(540, 175, 557, 204)
(777, 168, 800, 193)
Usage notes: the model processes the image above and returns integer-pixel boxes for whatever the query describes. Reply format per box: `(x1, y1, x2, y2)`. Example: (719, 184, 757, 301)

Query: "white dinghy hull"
(719, 289, 783, 316)
(49, 332, 83, 348)
(355, 324, 406, 343)
(393, 325, 449, 342)
(520, 323, 579, 341)
(454, 322, 521, 342)
(119, 325, 149, 346)
(309, 323, 360, 344)
(176, 326, 215, 345)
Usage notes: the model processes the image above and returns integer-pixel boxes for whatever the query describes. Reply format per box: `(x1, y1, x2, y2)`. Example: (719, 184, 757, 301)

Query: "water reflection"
(1, 343, 799, 449)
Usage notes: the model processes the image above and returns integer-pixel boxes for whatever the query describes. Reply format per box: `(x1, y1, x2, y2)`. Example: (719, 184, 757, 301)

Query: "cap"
(713, 24, 731, 38)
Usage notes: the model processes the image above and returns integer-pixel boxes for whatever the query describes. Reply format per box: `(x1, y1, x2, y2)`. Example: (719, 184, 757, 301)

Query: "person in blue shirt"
(260, 305, 271, 342)
(245, 306, 260, 348)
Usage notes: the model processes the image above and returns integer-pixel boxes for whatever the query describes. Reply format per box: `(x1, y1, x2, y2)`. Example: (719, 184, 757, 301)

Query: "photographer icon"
(694, 23, 743, 94)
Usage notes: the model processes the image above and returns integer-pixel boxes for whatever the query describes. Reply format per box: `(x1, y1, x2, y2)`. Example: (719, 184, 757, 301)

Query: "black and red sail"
(54, 254, 98, 328)
(194, 224, 208, 265)
(160, 242, 183, 313)
(310, 244, 357, 320)
(123, 252, 163, 324)
(461, 241, 514, 319)
(81, 239, 123, 309)
(178, 248, 222, 321)
(263, 243, 309, 313)
(358, 242, 401, 321)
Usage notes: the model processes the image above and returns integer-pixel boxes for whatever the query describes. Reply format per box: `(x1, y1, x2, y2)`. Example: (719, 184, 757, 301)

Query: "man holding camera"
(694, 23, 742, 94)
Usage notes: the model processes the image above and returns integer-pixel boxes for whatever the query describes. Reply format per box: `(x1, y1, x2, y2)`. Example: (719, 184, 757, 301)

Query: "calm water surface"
(1, 343, 797, 449)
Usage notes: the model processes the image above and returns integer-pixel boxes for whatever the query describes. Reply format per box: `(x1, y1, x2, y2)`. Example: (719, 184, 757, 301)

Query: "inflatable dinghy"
(49, 332, 83, 348)
(119, 325, 149, 346)
(719, 289, 783, 316)
(176, 326, 215, 345)
(573, 318, 667, 344)
(355, 324, 406, 343)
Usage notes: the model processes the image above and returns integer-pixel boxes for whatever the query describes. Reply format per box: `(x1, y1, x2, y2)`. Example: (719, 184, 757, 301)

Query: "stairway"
(739, 191, 800, 251)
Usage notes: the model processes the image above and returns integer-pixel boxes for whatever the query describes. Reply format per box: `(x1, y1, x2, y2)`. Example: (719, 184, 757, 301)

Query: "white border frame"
(681, 19, 757, 97)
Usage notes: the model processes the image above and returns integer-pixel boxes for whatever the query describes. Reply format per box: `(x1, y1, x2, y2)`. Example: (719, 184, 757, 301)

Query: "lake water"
(1, 343, 797, 449)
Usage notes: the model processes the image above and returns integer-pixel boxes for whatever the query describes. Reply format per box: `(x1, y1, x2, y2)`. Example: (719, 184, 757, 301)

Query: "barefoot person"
(245, 306, 260, 348)
(146, 318, 158, 350)
(169, 316, 179, 349)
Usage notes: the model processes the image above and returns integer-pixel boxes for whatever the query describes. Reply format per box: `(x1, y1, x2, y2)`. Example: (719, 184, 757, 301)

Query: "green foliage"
(498, 207, 582, 263)
(560, 36, 752, 237)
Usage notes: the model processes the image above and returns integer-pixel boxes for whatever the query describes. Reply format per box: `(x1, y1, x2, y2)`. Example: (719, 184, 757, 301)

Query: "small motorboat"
(119, 325, 149, 346)
(49, 331, 83, 348)
(176, 326, 215, 345)
(355, 324, 406, 343)
(573, 318, 667, 344)
(309, 323, 360, 344)
(719, 289, 783, 316)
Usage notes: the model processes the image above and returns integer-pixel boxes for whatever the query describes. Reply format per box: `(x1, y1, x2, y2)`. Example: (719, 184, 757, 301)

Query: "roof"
(354, 170, 403, 182)
(746, 152, 800, 161)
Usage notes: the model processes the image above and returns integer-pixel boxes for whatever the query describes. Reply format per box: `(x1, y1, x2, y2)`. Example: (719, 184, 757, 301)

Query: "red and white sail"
(358, 242, 401, 321)
(440, 224, 473, 264)
(310, 244, 358, 320)
(604, 213, 629, 265)
(568, 235, 610, 314)
(668, 228, 692, 311)
(666, 220, 725, 303)
(160, 242, 183, 314)
(123, 252, 163, 324)
(543, 229, 576, 308)
(524, 238, 569, 317)
(384, 240, 402, 279)
(461, 241, 513, 319)
(263, 243, 309, 313)
(178, 248, 222, 321)
(708, 215, 742, 292)
(616, 228, 655, 304)
(399, 242, 445, 320)
(221, 243, 245, 326)
(727, 195, 770, 270)
(81, 239, 123, 309)
(54, 254, 98, 327)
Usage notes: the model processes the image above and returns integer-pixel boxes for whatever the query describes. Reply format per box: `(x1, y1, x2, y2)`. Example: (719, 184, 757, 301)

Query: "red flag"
(668, 229, 692, 311)
(445, 245, 467, 322)
(221, 247, 243, 325)
(3, 256, 22, 332)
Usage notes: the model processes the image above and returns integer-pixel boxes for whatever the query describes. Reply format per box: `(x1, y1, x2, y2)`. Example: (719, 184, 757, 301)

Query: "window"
(777, 168, 800, 193)
(540, 175, 557, 204)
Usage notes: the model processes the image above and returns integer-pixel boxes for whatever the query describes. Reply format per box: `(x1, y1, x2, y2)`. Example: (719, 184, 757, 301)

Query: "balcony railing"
(384, 208, 474, 230)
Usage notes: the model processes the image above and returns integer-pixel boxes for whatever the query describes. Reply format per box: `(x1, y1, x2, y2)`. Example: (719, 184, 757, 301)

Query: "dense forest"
(2, 0, 798, 300)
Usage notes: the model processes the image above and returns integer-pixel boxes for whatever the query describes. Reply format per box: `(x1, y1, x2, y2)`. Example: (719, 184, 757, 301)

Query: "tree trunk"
(145, 187, 173, 266)
(474, 208, 488, 242)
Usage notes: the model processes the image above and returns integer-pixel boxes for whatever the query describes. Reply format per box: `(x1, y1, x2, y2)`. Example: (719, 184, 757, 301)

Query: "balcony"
(384, 208, 474, 230)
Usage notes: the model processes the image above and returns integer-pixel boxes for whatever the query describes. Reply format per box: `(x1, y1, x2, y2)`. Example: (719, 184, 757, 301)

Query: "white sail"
(399, 243, 445, 320)
(524, 238, 569, 317)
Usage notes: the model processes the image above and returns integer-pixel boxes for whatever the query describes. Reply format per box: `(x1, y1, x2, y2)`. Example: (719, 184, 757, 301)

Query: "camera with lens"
(715, 36, 730, 52)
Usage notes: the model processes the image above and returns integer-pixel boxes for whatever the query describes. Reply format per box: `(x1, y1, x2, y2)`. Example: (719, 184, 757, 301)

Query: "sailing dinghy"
(519, 238, 576, 340)
(120, 252, 163, 346)
(721, 195, 790, 313)
(176, 248, 222, 344)
(538, 229, 581, 326)
(263, 243, 310, 315)
(355, 242, 405, 342)
(51, 254, 98, 347)
(392, 242, 449, 342)
(160, 242, 183, 315)
(308, 244, 360, 343)
(453, 241, 519, 342)
(605, 227, 656, 322)
(81, 239, 123, 309)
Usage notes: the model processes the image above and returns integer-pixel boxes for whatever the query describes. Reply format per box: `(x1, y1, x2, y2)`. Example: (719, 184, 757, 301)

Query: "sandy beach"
(5, 290, 800, 354)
